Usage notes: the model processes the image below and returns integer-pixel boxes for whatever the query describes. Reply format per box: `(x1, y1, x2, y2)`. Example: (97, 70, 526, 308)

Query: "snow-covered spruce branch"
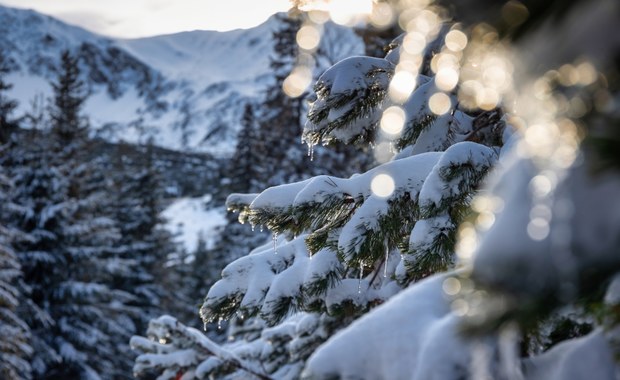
(131, 315, 273, 380)
(204, 142, 498, 328)
(304, 56, 393, 147)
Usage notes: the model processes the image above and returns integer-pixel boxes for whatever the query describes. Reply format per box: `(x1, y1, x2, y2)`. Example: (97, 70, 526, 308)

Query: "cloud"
(0, 0, 291, 37)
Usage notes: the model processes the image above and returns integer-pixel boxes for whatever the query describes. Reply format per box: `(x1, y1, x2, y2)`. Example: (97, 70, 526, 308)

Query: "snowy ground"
(162, 195, 227, 253)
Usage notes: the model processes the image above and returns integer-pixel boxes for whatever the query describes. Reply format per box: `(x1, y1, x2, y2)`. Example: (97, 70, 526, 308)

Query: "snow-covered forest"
(1, 0, 619, 379)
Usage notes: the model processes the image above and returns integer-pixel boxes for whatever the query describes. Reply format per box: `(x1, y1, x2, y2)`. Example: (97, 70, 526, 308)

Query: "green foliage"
(49, 50, 88, 143)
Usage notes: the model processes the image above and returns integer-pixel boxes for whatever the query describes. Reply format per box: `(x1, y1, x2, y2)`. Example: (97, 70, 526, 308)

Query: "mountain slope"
(0, 5, 364, 156)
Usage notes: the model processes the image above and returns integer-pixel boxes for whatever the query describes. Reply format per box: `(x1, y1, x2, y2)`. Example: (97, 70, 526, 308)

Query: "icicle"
(273, 232, 278, 254)
(251, 223, 255, 232)
(358, 262, 363, 294)
(217, 318, 223, 331)
(260, 225, 264, 233)
(384, 246, 389, 278)
(307, 142, 315, 161)
(203, 322, 208, 331)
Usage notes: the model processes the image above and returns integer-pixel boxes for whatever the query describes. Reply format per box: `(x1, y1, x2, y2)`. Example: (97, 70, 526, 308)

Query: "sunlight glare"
(283, 66, 312, 98)
(429, 92, 452, 115)
(380, 106, 406, 135)
(371, 174, 396, 198)
(297, 25, 321, 51)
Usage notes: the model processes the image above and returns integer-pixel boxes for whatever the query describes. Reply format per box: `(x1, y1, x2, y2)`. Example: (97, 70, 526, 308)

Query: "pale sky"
(0, 0, 292, 38)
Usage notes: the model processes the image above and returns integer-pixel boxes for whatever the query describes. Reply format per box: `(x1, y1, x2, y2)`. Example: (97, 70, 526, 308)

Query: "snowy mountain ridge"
(0, 5, 363, 156)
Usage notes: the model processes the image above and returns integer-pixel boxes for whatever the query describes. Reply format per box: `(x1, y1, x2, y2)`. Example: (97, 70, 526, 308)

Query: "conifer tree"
(0, 53, 18, 143)
(132, 19, 504, 377)
(49, 50, 88, 144)
(6, 50, 136, 379)
(0, 157, 32, 380)
(110, 141, 181, 331)
(227, 103, 262, 194)
(253, 13, 305, 187)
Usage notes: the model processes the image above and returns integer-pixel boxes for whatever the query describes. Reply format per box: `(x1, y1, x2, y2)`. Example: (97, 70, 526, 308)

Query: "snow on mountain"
(0, 5, 364, 156)
(119, 28, 273, 89)
(162, 195, 227, 254)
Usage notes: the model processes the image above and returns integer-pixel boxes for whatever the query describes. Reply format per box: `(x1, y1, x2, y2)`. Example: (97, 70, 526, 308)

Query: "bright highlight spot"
(429, 92, 452, 115)
(432, 52, 460, 74)
(452, 298, 469, 316)
(327, 0, 373, 26)
(380, 106, 406, 135)
(308, 9, 331, 24)
(476, 88, 500, 110)
(529, 175, 553, 198)
(576, 61, 598, 86)
(296, 25, 321, 51)
(369, 2, 395, 28)
(436, 67, 459, 91)
(456, 222, 477, 261)
(445, 30, 468, 52)
(371, 174, 395, 198)
(407, 9, 440, 35)
(403, 32, 427, 55)
(471, 195, 505, 213)
(476, 211, 496, 231)
(530, 204, 552, 221)
(443, 277, 461, 296)
(389, 70, 417, 103)
(527, 217, 550, 241)
(283, 66, 312, 98)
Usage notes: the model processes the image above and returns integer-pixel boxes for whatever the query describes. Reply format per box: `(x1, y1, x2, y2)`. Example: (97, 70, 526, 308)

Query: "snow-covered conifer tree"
(5, 50, 142, 379)
(0, 159, 32, 380)
(110, 142, 176, 333)
(132, 9, 504, 377)
(134, 0, 620, 378)
(253, 12, 305, 187)
(0, 53, 18, 143)
(49, 50, 89, 143)
(227, 103, 263, 195)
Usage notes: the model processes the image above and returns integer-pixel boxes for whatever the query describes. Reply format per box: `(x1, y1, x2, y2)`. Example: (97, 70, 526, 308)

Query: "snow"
(85, 88, 144, 140)
(206, 236, 310, 319)
(251, 152, 441, 213)
(6, 73, 51, 116)
(119, 24, 275, 90)
(1, 5, 365, 157)
(472, 146, 620, 299)
(522, 329, 616, 380)
(162, 195, 227, 253)
(418, 141, 498, 209)
(325, 56, 393, 95)
(304, 271, 472, 380)
(408, 215, 453, 253)
(304, 56, 394, 145)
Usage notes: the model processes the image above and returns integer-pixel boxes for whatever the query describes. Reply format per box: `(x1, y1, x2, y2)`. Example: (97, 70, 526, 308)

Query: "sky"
(0, 0, 292, 38)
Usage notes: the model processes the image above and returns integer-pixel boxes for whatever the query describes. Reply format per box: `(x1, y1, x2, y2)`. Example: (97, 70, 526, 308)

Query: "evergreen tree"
(7, 137, 85, 378)
(253, 12, 305, 187)
(135, 1, 620, 379)
(0, 157, 32, 380)
(49, 50, 88, 144)
(227, 103, 262, 194)
(110, 141, 184, 332)
(132, 20, 503, 378)
(6, 50, 135, 379)
(0, 53, 18, 143)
